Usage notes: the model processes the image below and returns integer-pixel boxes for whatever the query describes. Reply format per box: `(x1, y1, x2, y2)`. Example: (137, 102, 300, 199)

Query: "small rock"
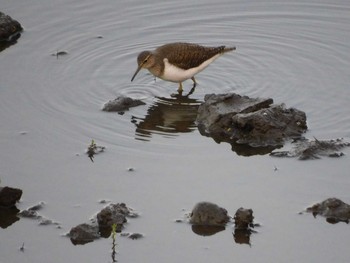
(189, 202, 230, 226)
(102, 96, 145, 112)
(69, 223, 100, 245)
(234, 207, 254, 230)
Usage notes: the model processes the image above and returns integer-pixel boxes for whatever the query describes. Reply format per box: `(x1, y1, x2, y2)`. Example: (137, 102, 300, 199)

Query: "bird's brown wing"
(156, 43, 233, 70)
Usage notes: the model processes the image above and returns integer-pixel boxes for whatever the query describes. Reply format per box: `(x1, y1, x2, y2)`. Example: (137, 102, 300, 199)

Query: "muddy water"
(1, 0, 350, 262)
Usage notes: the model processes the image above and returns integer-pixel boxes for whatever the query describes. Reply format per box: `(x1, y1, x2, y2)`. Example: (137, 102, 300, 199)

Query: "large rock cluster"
(197, 93, 307, 149)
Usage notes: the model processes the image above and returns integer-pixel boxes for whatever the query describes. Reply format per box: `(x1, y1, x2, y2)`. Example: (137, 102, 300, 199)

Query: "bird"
(131, 42, 236, 92)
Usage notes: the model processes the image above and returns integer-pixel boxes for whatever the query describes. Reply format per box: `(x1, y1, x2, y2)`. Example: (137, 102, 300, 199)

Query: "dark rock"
(0, 186, 22, 208)
(0, 12, 22, 40)
(196, 93, 307, 151)
(306, 198, 350, 223)
(233, 208, 258, 245)
(69, 223, 100, 245)
(189, 201, 230, 226)
(97, 203, 136, 227)
(271, 138, 350, 160)
(102, 96, 146, 112)
(0, 12, 22, 52)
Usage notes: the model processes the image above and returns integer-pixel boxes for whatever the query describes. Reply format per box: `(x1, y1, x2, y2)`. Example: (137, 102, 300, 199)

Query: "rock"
(97, 207, 126, 237)
(306, 198, 350, 223)
(102, 96, 145, 112)
(189, 202, 230, 226)
(69, 223, 100, 245)
(271, 138, 350, 160)
(0, 12, 22, 52)
(0, 186, 22, 208)
(19, 201, 45, 219)
(0, 12, 22, 41)
(233, 208, 258, 245)
(69, 203, 138, 244)
(97, 203, 137, 227)
(234, 207, 254, 230)
(196, 93, 307, 150)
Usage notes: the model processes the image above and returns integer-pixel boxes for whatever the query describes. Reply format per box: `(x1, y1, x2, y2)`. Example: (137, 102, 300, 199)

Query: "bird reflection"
(132, 93, 201, 141)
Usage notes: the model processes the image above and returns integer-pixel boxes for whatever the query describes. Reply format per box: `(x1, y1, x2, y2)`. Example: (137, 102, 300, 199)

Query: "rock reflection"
(132, 94, 201, 141)
(0, 207, 20, 228)
(191, 225, 225, 236)
(233, 229, 253, 245)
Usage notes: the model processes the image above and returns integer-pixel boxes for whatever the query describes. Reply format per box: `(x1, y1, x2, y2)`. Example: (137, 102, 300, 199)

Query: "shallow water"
(1, 0, 350, 262)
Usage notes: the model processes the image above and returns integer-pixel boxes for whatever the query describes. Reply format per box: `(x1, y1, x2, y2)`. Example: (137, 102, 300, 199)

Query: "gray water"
(1, 0, 350, 262)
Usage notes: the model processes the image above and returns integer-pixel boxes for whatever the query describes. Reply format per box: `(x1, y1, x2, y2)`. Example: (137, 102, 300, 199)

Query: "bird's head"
(131, 51, 155, 81)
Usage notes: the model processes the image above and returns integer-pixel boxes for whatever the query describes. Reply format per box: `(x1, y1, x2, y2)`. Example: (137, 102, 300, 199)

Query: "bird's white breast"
(161, 54, 221, 83)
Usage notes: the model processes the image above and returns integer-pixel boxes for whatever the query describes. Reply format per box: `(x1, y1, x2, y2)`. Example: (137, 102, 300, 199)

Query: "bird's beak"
(131, 65, 142, 82)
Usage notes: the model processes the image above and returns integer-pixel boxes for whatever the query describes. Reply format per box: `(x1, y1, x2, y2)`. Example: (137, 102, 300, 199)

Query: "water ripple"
(4, 0, 350, 153)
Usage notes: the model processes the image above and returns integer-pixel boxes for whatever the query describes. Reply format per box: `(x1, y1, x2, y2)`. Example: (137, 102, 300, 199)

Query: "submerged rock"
(120, 232, 144, 240)
(19, 201, 59, 226)
(196, 93, 307, 150)
(102, 96, 145, 112)
(0, 186, 22, 208)
(306, 198, 350, 224)
(189, 202, 230, 226)
(271, 137, 350, 160)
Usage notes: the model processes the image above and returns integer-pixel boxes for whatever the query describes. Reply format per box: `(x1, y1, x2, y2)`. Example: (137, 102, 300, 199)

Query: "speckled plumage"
(131, 42, 236, 92)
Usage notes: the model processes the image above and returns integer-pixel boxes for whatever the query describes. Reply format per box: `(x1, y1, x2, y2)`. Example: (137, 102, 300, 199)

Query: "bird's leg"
(177, 82, 183, 92)
(191, 77, 197, 88)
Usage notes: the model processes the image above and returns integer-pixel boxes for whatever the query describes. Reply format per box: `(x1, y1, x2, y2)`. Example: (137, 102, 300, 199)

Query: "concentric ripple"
(2, 0, 350, 154)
